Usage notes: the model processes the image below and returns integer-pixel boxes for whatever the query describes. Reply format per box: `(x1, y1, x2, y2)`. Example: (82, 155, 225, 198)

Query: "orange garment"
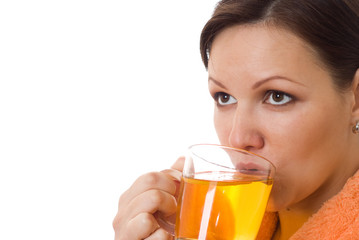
(256, 170, 359, 240)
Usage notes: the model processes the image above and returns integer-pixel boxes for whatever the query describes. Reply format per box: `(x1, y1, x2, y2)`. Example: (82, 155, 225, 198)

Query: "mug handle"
(155, 212, 175, 236)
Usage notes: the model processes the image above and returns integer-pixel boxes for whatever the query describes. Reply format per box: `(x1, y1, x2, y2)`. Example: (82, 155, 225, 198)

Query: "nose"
(228, 107, 264, 152)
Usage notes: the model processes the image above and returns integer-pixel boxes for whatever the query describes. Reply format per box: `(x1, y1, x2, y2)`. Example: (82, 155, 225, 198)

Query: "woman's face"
(208, 24, 354, 211)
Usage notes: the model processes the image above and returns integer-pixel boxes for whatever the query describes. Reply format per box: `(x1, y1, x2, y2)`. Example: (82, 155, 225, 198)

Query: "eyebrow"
(208, 77, 228, 89)
(209, 75, 305, 90)
(252, 76, 305, 89)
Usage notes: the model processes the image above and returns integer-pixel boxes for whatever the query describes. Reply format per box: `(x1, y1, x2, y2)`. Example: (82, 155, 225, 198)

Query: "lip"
(235, 162, 264, 171)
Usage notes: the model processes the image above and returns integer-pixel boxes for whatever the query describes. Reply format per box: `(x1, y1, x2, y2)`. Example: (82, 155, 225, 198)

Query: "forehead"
(208, 24, 324, 80)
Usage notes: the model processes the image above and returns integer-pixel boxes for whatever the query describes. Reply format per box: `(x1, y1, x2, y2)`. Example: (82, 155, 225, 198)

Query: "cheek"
(267, 104, 349, 209)
(266, 108, 331, 184)
(274, 106, 344, 162)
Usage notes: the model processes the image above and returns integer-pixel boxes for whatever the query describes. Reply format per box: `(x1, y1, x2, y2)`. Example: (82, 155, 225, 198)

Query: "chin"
(266, 198, 282, 212)
(265, 186, 289, 212)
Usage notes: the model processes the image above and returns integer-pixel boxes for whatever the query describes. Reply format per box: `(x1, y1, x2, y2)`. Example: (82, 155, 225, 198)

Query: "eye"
(264, 90, 293, 105)
(214, 92, 237, 106)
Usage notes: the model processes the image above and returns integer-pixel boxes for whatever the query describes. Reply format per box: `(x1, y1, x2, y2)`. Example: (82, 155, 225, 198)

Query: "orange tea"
(175, 171, 273, 240)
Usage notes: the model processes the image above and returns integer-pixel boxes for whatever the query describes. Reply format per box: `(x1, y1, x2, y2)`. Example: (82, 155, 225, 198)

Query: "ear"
(351, 68, 359, 123)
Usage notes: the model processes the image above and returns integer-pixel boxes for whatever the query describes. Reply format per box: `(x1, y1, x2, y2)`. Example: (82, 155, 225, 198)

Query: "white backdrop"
(0, 0, 219, 239)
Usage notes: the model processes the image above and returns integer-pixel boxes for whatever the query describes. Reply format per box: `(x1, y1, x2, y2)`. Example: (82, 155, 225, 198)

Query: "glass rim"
(188, 143, 276, 173)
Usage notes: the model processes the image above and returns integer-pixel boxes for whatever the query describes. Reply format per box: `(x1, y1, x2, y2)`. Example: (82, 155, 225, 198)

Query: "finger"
(171, 156, 185, 171)
(121, 172, 177, 205)
(126, 213, 160, 240)
(161, 168, 182, 182)
(165, 157, 185, 198)
(127, 189, 177, 219)
(145, 228, 173, 240)
(160, 169, 181, 199)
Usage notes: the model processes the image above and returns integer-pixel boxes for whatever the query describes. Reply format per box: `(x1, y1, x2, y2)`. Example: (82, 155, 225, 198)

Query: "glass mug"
(158, 144, 276, 240)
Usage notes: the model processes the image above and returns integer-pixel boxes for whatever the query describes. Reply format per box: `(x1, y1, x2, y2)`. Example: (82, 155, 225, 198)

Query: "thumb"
(161, 156, 184, 182)
(171, 156, 185, 172)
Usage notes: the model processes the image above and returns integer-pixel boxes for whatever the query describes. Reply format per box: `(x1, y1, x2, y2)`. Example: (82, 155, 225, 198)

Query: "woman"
(113, 0, 359, 239)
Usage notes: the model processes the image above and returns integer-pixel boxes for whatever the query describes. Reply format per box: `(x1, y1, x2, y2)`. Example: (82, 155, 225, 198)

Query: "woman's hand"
(113, 157, 184, 240)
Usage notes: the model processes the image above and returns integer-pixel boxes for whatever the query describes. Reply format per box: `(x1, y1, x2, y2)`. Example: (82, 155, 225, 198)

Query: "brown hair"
(200, 0, 359, 90)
